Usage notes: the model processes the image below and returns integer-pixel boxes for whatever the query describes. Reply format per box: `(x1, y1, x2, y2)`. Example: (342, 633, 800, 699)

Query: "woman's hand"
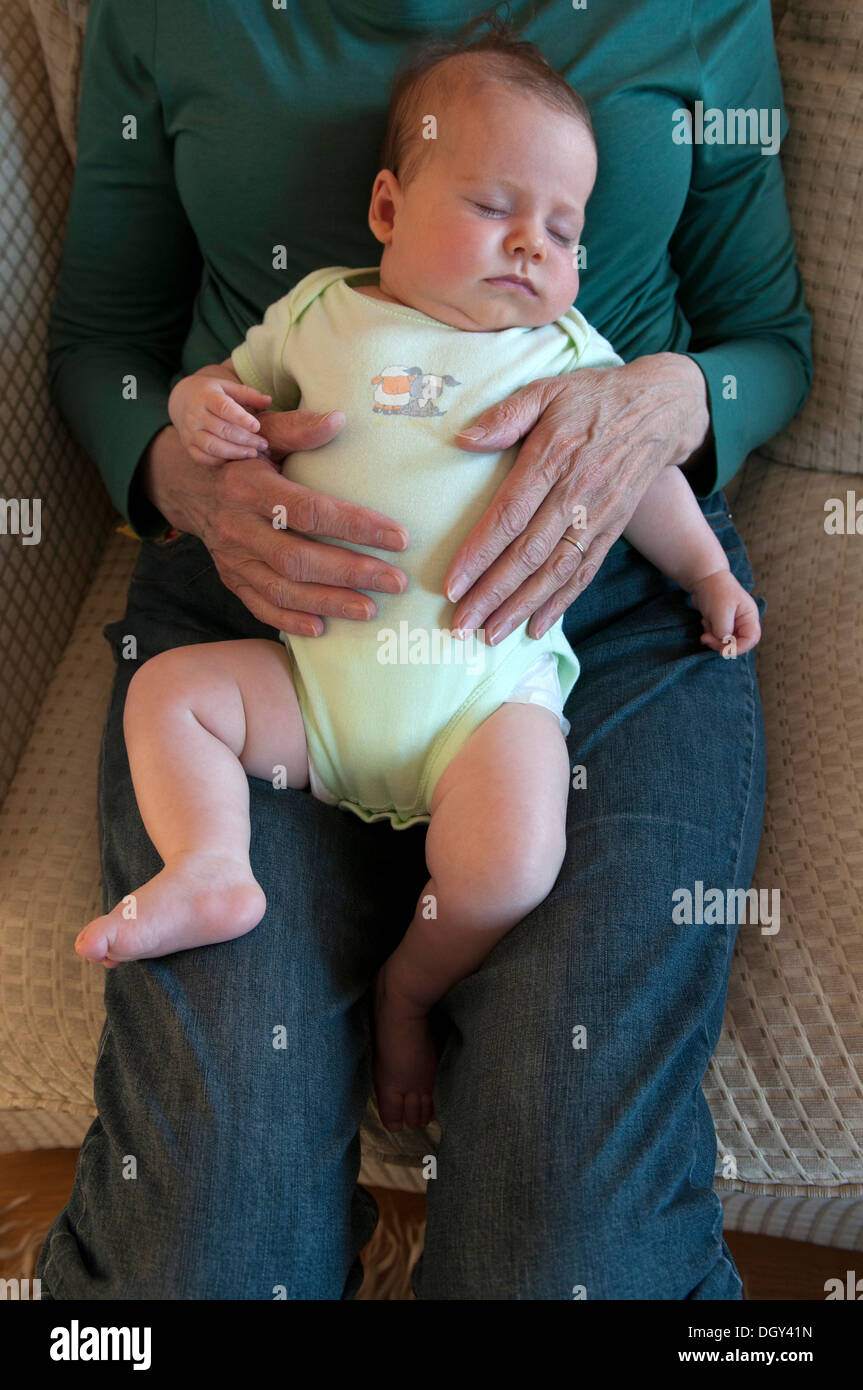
(444, 352, 712, 642)
(138, 412, 409, 637)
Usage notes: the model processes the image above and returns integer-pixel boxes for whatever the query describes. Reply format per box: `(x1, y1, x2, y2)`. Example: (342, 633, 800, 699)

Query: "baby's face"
(369, 81, 597, 331)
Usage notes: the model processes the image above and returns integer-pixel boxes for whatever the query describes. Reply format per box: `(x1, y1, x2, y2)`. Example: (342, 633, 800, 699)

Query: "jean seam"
(43, 1124, 101, 1299)
(686, 643, 762, 1196)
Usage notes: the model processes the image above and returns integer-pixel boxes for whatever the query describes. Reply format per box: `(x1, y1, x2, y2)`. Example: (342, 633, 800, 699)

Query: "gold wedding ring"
(562, 530, 587, 555)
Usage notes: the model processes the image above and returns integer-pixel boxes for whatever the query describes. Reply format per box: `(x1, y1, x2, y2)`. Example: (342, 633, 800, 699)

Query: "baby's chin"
(422, 288, 556, 333)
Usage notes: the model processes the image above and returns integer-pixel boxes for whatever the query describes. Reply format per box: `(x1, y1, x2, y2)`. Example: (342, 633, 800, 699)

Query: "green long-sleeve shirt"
(49, 0, 812, 544)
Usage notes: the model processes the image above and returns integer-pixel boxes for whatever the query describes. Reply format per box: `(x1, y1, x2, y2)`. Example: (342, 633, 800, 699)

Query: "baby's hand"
(688, 568, 761, 658)
(168, 372, 272, 466)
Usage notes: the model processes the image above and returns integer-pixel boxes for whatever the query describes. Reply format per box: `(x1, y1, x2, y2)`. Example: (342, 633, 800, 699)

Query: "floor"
(0, 1148, 848, 1300)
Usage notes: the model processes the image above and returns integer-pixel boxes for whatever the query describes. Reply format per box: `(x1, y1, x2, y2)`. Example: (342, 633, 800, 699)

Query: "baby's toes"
(75, 914, 114, 964)
(402, 1091, 435, 1130)
(376, 1083, 405, 1133)
(76, 909, 147, 965)
(403, 1091, 422, 1130)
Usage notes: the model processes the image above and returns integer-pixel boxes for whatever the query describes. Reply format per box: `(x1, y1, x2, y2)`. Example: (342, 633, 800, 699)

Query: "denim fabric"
(37, 489, 764, 1299)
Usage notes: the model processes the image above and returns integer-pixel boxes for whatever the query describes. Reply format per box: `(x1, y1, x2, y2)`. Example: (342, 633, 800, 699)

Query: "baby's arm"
(168, 359, 273, 465)
(622, 468, 761, 656)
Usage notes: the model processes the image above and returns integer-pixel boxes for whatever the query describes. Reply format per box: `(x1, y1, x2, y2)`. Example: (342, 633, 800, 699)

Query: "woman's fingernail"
(375, 571, 404, 593)
(447, 572, 469, 601)
(533, 620, 549, 639)
(455, 609, 479, 633)
(378, 529, 406, 550)
(456, 426, 487, 441)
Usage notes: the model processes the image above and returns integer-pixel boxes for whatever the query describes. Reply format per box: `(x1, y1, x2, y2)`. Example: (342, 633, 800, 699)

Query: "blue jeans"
(37, 489, 764, 1299)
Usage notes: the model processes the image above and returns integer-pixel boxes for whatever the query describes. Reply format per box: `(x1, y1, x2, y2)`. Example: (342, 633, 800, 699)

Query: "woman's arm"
(49, 1, 410, 634)
(47, 1, 202, 540)
(670, 0, 813, 500)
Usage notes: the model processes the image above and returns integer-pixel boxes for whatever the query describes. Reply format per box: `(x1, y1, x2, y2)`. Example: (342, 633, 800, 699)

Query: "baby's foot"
(373, 963, 438, 1132)
(75, 853, 266, 965)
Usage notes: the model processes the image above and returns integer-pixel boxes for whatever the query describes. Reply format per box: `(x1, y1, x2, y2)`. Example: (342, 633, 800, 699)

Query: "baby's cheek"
(435, 219, 488, 279)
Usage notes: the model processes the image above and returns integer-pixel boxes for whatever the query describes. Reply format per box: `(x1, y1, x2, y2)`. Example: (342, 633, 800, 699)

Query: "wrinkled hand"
(254, 409, 310, 463)
(139, 414, 409, 637)
(444, 352, 712, 643)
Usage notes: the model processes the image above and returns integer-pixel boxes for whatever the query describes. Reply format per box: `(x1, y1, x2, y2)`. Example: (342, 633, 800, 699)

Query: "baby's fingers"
(188, 430, 264, 465)
(730, 602, 761, 655)
(219, 381, 273, 433)
(204, 381, 272, 449)
(699, 601, 761, 657)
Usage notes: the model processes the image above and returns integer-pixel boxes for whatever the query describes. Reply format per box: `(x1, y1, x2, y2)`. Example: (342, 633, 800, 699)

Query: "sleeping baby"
(75, 35, 761, 1133)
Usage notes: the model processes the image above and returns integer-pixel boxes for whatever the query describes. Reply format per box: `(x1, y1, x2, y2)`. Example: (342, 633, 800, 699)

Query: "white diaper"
(502, 649, 571, 736)
(307, 750, 340, 806)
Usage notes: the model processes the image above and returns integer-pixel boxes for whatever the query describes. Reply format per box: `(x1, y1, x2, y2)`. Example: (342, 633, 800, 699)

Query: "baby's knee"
(123, 646, 203, 725)
(437, 820, 567, 926)
(496, 824, 567, 916)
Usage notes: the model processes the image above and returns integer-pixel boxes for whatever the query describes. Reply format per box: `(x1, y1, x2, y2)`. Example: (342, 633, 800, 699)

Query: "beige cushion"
(761, 0, 863, 474)
(26, 0, 89, 163)
(710, 454, 863, 1196)
(0, 0, 115, 808)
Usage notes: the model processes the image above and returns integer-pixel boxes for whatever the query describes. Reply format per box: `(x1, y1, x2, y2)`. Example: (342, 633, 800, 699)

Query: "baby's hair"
(379, 7, 596, 191)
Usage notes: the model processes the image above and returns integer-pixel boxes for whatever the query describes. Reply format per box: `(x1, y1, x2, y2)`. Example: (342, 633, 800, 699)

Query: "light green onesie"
(231, 266, 624, 830)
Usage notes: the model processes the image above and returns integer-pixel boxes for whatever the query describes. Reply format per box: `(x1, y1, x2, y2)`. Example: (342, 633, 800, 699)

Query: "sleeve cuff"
(123, 417, 174, 540)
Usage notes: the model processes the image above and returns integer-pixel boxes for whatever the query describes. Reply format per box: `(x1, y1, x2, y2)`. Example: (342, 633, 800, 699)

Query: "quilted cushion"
(709, 454, 863, 1195)
(0, 0, 115, 807)
(761, 1, 863, 474)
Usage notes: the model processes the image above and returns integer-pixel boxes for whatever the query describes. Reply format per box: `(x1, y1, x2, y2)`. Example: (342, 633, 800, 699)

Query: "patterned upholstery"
(0, 0, 114, 807)
(0, 0, 861, 1243)
(759, 0, 863, 475)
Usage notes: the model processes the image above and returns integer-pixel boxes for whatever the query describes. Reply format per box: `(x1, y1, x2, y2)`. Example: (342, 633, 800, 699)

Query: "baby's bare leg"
(76, 638, 308, 965)
(374, 702, 570, 1131)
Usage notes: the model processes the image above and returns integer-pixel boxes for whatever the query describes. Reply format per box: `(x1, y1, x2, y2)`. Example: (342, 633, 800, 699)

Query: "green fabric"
(229, 264, 625, 827)
(49, 0, 812, 544)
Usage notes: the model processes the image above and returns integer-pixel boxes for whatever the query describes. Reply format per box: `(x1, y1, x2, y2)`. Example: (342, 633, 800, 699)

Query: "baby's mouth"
(484, 275, 537, 297)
